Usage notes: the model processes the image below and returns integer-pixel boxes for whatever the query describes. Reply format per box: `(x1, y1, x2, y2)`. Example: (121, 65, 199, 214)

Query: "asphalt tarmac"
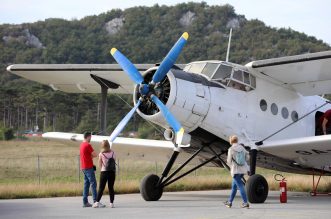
(0, 190, 330, 219)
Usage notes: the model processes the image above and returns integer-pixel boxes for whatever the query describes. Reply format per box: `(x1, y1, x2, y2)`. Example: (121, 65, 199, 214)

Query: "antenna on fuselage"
(225, 28, 232, 62)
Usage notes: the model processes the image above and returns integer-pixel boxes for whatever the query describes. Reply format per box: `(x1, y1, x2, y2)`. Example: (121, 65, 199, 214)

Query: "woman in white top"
(224, 135, 250, 208)
(93, 140, 116, 208)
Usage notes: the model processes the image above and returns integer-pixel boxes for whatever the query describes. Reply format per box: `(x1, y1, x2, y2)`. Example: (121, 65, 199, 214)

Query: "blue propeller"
(108, 99, 142, 143)
(150, 95, 184, 146)
(150, 95, 182, 133)
(111, 48, 144, 85)
(151, 32, 189, 84)
(109, 33, 189, 146)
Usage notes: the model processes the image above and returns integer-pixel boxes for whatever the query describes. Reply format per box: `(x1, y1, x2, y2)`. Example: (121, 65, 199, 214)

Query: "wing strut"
(90, 74, 110, 135)
(140, 142, 228, 201)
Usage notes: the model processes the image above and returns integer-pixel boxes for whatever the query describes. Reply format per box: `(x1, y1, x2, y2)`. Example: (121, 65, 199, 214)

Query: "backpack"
(232, 150, 246, 166)
(102, 152, 116, 172)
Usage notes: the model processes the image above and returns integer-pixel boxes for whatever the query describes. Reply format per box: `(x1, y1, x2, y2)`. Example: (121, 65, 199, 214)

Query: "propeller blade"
(150, 95, 185, 146)
(109, 99, 142, 143)
(110, 48, 144, 84)
(152, 32, 189, 84)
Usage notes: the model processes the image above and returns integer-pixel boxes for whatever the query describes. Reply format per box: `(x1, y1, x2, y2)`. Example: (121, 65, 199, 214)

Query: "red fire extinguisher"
(275, 174, 287, 203)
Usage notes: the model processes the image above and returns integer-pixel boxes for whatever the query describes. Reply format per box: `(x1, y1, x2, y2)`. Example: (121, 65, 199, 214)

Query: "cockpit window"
(183, 64, 191, 72)
(243, 71, 250, 84)
(233, 69, 243, 81)
(250, 75, 256, 88)
(184, 61, 256, 91)
(211, 63, 256, 91)
(201, 63, 219, 78)
(212, 64, 232, 80)
(188, 63, 206, 74)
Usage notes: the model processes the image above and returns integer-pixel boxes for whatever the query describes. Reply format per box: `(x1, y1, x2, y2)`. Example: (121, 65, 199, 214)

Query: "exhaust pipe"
(164, 128, 191, 146)
(164, 129, 175, 141)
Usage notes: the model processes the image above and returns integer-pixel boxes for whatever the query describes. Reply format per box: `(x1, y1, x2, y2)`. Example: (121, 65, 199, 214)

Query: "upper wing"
(245, 51, 331, 96)
(6, 64, 154, 94)
(259, 135, 331, 170)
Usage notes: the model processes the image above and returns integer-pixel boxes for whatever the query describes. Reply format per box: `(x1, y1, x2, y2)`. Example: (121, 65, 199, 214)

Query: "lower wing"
(259, 135, 331, 172)
(42, 132, 199, 164)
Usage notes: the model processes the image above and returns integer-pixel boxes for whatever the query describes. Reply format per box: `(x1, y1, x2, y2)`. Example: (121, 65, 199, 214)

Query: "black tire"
(246, 174, 269, 203)
(140, 174, 163, 201)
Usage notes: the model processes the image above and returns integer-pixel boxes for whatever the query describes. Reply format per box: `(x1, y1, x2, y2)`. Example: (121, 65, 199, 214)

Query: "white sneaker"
(109, 203, 115, 208)
(93, 202, 106, 208)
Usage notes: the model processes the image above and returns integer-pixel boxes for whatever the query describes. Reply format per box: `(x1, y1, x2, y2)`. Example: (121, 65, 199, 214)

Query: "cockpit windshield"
(201, 63, 219, 78)
(183, 61, 256, 91)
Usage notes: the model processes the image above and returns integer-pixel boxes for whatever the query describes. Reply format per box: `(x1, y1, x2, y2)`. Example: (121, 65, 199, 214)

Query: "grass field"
(0, 139, 331, 199)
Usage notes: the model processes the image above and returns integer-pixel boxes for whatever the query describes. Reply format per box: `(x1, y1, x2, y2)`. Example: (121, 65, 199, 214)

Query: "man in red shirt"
(80, 132, 98, 207)
(319, 109, 331, 135)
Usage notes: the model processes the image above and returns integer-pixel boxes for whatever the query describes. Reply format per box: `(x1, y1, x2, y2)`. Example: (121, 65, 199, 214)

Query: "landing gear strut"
(140, 145, 226, 201)
(246, 148, 269, 203)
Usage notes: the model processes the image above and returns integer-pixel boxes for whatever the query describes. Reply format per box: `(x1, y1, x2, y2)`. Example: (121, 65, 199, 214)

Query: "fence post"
(37, 154, 40, 185)
(77, 155, 80, 183)
(117, 159, 120, 176)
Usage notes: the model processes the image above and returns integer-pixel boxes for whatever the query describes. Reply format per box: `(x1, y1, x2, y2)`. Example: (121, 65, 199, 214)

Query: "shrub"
(0, 127, 15, 140)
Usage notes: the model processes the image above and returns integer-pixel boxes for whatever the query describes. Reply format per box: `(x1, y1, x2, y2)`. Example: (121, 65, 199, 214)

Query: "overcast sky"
(1, 0, 330, 45)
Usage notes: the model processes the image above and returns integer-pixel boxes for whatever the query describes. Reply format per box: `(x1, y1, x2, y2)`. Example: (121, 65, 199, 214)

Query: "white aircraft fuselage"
(135, 61, 330, 173)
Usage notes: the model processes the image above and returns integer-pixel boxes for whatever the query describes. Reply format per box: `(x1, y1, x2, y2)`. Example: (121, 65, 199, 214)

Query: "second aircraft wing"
(246, 50, 331, 96)
(6, 64, 154, 94)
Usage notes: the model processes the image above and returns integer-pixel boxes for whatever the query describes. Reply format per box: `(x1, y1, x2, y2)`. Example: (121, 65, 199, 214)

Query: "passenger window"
(291, 111, 299, 121)
(260, 99, 267, 111)
(281, 107, 289, 119)
(271, 103, 278, 115)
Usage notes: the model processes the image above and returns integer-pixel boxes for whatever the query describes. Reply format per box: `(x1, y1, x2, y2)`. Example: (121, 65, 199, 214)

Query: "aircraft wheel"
(140, 174, 163, 201)
(246, 174, 269, 203)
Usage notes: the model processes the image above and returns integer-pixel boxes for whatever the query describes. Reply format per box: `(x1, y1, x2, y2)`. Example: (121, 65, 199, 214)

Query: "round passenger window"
(271, 103, 278, 115)
(291, 111, 299, 121)
(281, 107, 289, 119)
(260, 99, 267, 111)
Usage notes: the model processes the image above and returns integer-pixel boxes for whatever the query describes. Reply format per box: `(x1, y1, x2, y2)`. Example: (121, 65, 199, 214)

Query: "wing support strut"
(140, 142, 237, 201)
(90, 74, 120, 135)
(156, 144, 227, 188)
(310, 169, 331, 196)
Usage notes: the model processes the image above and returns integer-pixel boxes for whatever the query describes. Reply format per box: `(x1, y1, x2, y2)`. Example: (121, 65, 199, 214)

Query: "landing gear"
(246, 174, 269, 203)
(140, 145, 226, 201)
(246, 148, 269, 203)
(140, 174, 163, 201)
(310, 169, 331, 196)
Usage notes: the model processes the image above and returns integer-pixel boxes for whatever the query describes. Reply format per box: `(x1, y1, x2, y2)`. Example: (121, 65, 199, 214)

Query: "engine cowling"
(134, 68, 212, 133)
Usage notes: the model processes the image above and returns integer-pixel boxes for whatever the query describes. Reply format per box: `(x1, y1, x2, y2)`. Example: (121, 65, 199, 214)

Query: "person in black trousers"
(93, 140, 116, 208)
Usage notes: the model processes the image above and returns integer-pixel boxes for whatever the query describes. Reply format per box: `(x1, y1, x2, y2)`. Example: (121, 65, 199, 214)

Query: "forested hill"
(0, 2, 330, 137)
